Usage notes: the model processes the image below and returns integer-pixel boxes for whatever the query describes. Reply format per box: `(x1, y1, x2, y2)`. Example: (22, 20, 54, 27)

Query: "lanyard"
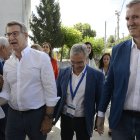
(70, 66, 87, 100)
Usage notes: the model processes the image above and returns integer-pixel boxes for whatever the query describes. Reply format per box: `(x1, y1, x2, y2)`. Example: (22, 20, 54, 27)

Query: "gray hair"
(5, 21, 28, 33)
(0, 37, 9, 47)
(70, 44, 88, 58)
(126, 0, 140, 8)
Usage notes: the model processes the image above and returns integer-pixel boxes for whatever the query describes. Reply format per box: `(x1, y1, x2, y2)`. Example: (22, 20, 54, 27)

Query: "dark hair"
(126, 0, 140, 8)
(99, 53, 111, 69)
(84, 42, 94, 59)
(42, 42, 53, 58)
(6, 21, 27, 33)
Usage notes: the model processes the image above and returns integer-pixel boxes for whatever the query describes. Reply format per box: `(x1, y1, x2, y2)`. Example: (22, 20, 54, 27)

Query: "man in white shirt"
(0, 21, 59, 140)
(97, 0, 140, 140)
(54, 44, 104, 140)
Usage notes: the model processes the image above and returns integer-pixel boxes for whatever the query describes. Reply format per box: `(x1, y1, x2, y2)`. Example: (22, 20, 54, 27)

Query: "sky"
(31, 0, 131, 39)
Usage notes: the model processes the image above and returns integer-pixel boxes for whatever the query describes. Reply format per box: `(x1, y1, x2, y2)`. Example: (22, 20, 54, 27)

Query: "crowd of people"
(0, 0, 140, 140)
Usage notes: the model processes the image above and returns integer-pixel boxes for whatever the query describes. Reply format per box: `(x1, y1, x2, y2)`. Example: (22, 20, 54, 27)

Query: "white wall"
(0, 0, 31, 36)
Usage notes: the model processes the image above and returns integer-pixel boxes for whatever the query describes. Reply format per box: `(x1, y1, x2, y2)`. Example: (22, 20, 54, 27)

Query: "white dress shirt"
(124, 40, 140, 111)
(63, 66, 86, 117)
(0, 46, 59, 111)
(0, 107, 5, 119)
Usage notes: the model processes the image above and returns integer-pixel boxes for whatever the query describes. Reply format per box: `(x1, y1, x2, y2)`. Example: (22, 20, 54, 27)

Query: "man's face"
(126, 3, 140, 38)
(6, 25, 28, 52)
(70, 52, 86, 75)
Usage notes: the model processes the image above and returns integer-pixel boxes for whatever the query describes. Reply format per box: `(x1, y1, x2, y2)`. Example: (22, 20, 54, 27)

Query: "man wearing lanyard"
(54, 44, 104, 140)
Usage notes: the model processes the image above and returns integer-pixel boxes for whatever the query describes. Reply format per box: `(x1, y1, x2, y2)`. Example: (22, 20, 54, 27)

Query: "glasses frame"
(5, 31, 22, 38)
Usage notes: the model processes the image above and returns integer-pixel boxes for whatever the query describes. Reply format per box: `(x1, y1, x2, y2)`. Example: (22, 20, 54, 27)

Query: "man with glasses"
(0, 21, 59, 140)
(53, 44, 104, 140)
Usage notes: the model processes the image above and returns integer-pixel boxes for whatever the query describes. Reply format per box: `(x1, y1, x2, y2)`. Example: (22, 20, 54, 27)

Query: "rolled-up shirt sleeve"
(40, 53, 60, 107)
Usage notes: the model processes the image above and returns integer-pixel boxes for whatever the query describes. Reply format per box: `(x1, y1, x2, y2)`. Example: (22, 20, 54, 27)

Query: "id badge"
(66, 104, 76, 117)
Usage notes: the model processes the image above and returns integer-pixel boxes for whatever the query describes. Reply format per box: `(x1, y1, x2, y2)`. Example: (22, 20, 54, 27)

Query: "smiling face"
(6, 25, 28, 52)
(126, 3, 140, 38)
(85, 44, 92, 55)
(103, 54, 110, 67)
(42, 43, 51, 54)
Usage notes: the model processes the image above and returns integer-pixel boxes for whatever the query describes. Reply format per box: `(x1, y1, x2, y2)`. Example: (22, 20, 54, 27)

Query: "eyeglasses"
(42, 45, 49, 48)
(71, 61, 84, 66)
(5, 31, 22, 38)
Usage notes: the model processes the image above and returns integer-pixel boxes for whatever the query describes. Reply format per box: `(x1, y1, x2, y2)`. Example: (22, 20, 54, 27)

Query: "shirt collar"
(131, 38, 137, 49)
(21, 45, 31, 57)
(71, 65, 87, 76)
(12, 45, 31, 58)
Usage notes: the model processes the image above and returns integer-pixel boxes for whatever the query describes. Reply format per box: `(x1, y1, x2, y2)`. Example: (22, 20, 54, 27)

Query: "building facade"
(0, 0, 31, 36)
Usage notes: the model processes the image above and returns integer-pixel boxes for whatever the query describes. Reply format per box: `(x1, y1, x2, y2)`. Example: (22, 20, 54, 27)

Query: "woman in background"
(99, 53, 111, 79)
(99, 52, 112, 136)
(42, 42, 58, 79)
(84, 42, 97, 69)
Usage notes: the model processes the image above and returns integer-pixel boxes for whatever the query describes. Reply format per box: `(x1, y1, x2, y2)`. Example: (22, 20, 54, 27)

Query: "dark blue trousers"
(112, 110, 140, 140)
(6, 106, 47, 140)
(0, 104, 9, 140)
(61, 114, 90, 140)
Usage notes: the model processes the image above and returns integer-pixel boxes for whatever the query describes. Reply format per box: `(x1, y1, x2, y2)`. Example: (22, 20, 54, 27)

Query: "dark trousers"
(0, 104, 9, 140)
(112, 110, 140, 140)
(6, 106, 47, 140)
(61, 114, 90, 140)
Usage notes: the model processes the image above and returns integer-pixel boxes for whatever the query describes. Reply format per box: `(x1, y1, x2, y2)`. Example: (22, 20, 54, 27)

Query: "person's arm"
(0, 65, 10, 102)
(40, 53, 60, 134)
(97, 111, 105, 135)
(40, 106, 54, 134)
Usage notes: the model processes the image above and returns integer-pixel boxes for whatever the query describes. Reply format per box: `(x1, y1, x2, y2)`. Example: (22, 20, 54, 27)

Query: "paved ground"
(47, 117, 111, 140)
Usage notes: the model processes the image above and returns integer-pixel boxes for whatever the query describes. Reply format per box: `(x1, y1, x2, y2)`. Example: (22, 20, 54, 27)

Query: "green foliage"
(29, 0, 63, 48)
(61, 26, 82, 48)
(107, 35, 115, 44)
(74, 23, 96, 38)
(59, 45, 69, 59)
(82, 36, 104, 55)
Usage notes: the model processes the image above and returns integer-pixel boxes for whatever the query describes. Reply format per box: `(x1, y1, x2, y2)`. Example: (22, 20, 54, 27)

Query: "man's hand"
(97, 116, 105, 135)
(0, 75, 3, 90)
(40, 116, 53, 135)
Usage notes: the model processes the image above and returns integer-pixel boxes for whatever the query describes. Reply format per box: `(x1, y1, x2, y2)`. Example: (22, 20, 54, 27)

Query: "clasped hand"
(96, 116, 105, 135)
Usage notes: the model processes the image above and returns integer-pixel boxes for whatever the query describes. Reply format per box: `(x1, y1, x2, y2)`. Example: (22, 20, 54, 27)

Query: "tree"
(107, 35, 115, 48)
(59, 26, 82, 61)
(30, 0, 63, 48)
(74, 23, 96, 38)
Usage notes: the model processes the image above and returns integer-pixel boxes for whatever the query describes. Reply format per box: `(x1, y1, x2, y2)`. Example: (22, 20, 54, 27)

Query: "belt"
(123, 110, 140, 117)
(10, 105, 45, 114)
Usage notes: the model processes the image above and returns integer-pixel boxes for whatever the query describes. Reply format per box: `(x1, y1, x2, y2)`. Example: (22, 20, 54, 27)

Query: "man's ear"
(0, 46, 4, 51)
(24, 32, 28, 38)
